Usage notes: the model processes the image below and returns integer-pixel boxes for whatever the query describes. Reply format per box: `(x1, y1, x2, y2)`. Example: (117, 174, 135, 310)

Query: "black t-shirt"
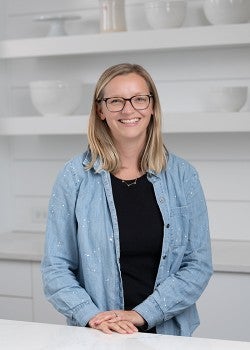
(110, 173, 164, 310)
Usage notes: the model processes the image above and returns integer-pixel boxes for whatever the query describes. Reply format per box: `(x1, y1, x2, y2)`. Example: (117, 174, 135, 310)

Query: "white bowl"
(29, 80, 83, 117)
(208, 86, 248, 112)
(204, 0, 250, 25)
(145, 0, 187, 29)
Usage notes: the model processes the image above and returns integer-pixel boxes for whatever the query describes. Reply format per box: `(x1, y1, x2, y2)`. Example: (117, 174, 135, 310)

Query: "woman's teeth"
(120, 118, 139, 124)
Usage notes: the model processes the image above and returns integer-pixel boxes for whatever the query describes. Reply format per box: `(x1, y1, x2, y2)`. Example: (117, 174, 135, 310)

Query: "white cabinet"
(0, 260, 65, 324)
(0, 258, 32, 297)
(194, 272, 250, 342)
(0, 260, 33, 321)
(0, 234, 249, 338)
(0, 296, 33, 322)
(1, 257, 250, 341)
(32, 262, 65, 324)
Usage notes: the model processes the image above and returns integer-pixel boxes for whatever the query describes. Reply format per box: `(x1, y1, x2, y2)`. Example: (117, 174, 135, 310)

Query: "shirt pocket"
(169, 206, 189, 247)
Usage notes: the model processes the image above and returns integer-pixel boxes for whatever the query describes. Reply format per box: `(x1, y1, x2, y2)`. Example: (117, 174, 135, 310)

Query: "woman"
(41, 63, 213, 336)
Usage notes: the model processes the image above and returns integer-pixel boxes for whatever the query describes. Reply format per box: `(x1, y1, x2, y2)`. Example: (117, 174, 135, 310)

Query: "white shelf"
(164, 112, 250, 133)
(0, 113, 249, 135)
(0, 24, 250, 59)
(0, 115, 89, 135)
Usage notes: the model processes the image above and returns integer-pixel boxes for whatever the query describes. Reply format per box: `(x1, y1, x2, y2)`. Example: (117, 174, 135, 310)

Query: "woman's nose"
(122, 99, 134, 113)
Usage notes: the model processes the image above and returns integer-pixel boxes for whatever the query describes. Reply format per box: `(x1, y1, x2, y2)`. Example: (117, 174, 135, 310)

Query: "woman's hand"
(88, 310, 145, 334)
(90, 319, 138, 334)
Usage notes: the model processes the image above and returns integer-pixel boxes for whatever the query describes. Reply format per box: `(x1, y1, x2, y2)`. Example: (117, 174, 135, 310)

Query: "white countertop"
(0, 231, 250, 273)
(1, 319, 249, 350)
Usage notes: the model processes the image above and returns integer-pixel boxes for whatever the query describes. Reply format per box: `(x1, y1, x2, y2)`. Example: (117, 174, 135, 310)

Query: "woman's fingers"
(117, 320, 138, 333)
(90, 311, 120, 326)
(90, 317, 118, 327)
(107, 322, 128, 334)
(97, 322, 114, 334)
(93, 320, 138, 334)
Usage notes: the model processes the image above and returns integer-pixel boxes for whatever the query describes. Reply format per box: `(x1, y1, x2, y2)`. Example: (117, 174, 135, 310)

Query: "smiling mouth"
(119, 118, 140, 124)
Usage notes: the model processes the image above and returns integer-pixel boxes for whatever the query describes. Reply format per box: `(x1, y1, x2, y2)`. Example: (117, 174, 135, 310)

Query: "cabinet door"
(0, 260, 32, 297)
(0, 296, 32, 321)
(0, 260, 33, 321)
(194, 272, 250, 342)
(32, 262, 65, 324)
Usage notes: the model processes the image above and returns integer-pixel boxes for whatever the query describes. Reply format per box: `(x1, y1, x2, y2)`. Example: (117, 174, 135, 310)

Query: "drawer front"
(0, 260, 32, 297)
(32, 262, 65, 325)
(0, 296, 33, 321)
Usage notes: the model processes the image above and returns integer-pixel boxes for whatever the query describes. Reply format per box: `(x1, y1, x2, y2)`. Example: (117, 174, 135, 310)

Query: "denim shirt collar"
(82, 148, 105, 173)
(81, 148, 165, 180)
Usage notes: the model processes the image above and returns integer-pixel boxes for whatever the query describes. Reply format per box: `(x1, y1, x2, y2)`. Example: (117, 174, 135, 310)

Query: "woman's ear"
(99, 110, 106, 121)
(96, 102, 106, 120)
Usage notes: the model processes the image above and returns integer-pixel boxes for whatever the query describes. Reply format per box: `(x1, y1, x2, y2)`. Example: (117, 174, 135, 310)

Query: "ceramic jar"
(99, 0, 127, 32)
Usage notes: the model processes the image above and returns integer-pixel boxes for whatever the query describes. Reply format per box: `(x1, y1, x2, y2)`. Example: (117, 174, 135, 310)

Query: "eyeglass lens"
(105, 95, 151, 112)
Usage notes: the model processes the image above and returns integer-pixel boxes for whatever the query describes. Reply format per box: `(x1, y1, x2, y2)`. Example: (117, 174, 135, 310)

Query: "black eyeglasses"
(97, 94, 153, 112)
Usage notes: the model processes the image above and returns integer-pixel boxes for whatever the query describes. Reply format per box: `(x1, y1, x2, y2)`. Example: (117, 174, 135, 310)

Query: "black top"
(111, 173, 164, 311)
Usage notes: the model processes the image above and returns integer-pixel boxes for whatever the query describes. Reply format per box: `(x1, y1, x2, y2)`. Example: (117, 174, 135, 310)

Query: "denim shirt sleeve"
(41, 159, 100, 326)
(133, 163, 213, 329)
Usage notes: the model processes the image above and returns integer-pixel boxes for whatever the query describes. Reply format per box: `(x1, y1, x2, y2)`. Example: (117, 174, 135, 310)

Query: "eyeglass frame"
(97, 94, 153, 112)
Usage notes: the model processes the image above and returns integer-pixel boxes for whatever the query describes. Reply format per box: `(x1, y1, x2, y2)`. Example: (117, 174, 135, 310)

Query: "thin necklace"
(122, 178, 137, 187)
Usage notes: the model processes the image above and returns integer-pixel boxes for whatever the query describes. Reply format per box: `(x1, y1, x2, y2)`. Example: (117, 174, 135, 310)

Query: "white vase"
(99, 0, 127, 33)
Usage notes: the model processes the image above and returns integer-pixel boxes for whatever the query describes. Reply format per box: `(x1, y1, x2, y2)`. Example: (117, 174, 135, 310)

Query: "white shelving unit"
(0, 24, 250, 58)
(1, 113, 249, 135)
(0, 24, 249, 135)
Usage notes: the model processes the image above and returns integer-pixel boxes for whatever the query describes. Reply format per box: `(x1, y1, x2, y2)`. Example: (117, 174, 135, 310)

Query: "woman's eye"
(134, 96, 147, 103)
(109, 98, 123, 105)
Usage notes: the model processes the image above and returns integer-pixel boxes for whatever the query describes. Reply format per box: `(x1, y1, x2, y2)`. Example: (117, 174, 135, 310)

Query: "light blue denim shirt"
(41, 150, 213, 336)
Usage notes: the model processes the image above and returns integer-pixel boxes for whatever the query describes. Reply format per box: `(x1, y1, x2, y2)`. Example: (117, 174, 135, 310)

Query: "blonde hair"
(87, 63, 167, 173)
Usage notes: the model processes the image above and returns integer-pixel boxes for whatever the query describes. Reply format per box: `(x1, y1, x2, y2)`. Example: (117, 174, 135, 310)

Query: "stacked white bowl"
(203, 0, 250, 25)
(144, 0, 187, 29)
(208, 86, 248, 112)
(29, 80, 83, 117)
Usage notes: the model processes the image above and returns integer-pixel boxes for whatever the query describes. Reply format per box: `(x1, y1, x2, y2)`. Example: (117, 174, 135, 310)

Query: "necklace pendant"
(122, 178, 137, 187)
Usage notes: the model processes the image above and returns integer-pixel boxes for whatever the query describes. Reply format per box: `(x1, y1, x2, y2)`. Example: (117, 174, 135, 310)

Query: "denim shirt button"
(166, 223, 170, 228)
(156, 283, 160, 288)
(162, 255, 167, 259)
(159, 197, 165, 203)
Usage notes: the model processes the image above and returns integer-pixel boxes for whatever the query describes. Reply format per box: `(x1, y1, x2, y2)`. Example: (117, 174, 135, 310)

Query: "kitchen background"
(0, 0, 250, 342)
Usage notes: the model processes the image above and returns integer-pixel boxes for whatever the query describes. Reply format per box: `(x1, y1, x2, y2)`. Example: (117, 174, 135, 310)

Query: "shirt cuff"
(72, 302, 100, 326)
(133, 299, 164, 330)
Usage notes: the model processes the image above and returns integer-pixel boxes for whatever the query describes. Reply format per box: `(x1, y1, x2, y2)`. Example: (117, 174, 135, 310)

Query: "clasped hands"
(88, 310, 145, 334)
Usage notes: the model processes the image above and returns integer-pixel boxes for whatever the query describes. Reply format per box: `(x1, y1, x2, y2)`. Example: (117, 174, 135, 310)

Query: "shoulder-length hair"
(87, 63, 167, 173)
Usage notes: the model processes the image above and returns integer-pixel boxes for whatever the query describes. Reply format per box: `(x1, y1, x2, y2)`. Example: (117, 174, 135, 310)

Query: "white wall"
(1, 0, 249, 240)
(6, 52, 250, 239)
(7, 132, 250, 241)
(166, 133, 250, 241)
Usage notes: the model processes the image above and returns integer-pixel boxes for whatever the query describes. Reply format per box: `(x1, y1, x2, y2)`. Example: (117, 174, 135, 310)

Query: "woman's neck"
(113, 139, 145, 180)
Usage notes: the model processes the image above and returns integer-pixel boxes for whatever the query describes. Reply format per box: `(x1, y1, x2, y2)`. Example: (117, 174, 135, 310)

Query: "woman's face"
(98, 73, 153, 146)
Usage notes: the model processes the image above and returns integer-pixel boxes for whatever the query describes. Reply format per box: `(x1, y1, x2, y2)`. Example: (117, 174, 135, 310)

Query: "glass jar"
(98, 0, 127, 33)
